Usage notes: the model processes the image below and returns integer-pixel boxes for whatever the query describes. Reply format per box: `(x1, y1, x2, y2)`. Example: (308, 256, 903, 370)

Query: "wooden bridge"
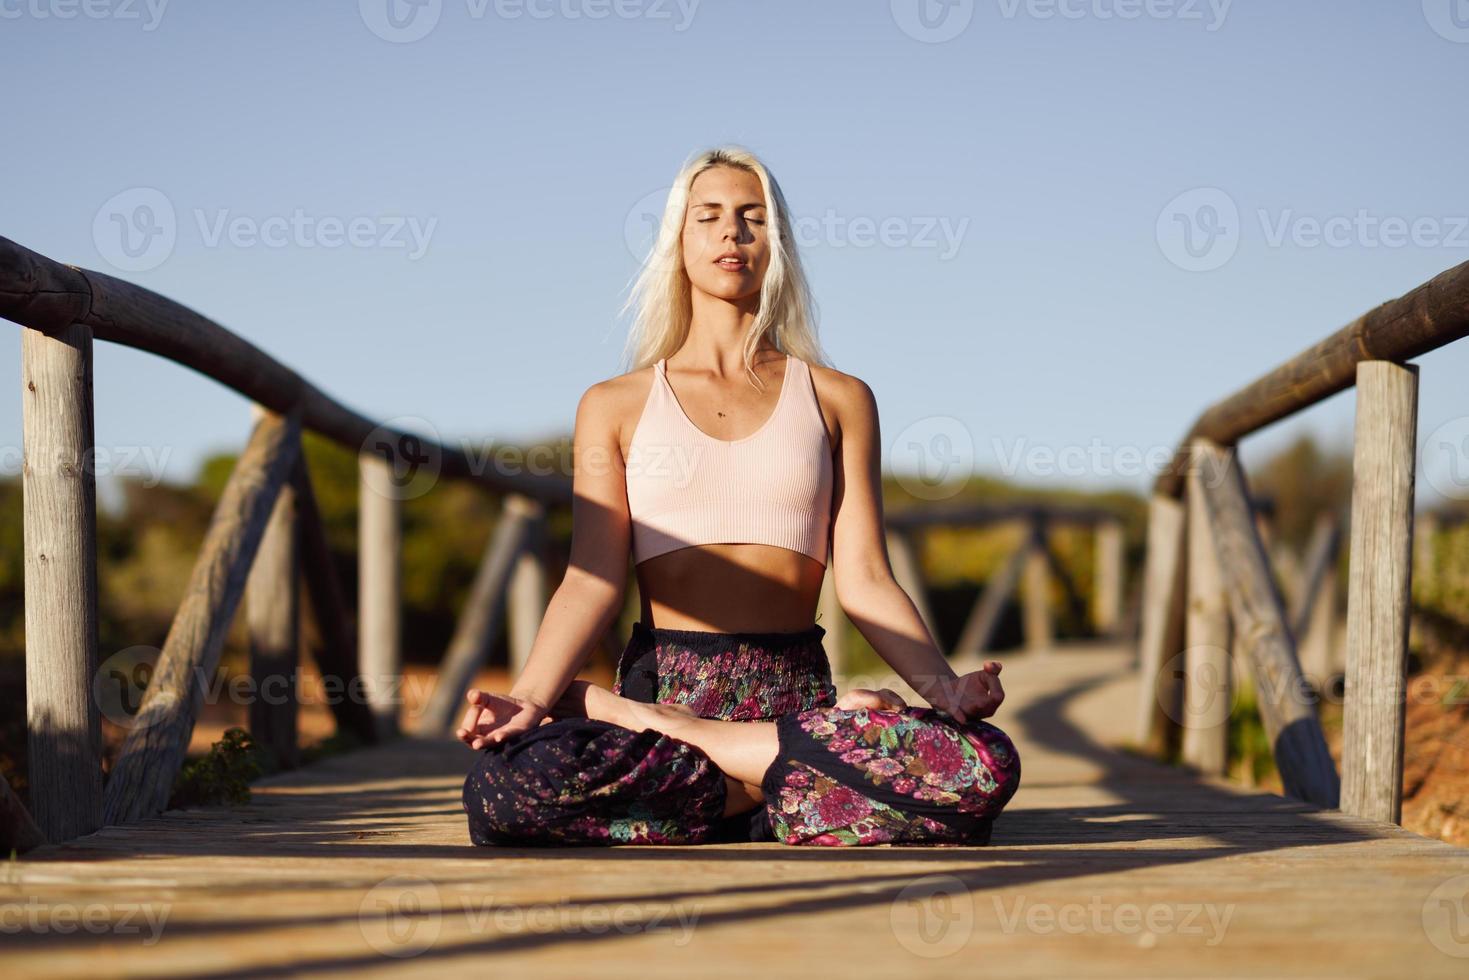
(2, 236, 1468, 976)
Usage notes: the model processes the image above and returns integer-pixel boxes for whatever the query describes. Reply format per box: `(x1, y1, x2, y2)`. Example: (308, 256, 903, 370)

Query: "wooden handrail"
(1153, 258, 1469, 499)
(0, 236, 572, 504)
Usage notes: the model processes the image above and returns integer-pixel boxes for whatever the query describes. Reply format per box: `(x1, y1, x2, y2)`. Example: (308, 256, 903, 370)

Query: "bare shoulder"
(576, 363, 659, 445)
(807, 362, 878, 447)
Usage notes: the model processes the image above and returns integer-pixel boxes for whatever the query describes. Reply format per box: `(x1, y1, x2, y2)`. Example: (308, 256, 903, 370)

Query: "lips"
(714, 251, 747, 270)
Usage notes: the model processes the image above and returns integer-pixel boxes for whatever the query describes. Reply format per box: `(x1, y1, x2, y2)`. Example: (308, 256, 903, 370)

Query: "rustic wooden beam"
(1022, 522, 1053, 654)
(1291, 510, 1343, 689)
(245, 406, 301, 770)
(0, 236, 570, 504)
(291, 456, 377, 745)
(1195, 439, 1340, 808)
(506, 500, 549, 678)
(1342, 362, 1419, 824)
(1182, 445, 1232, 776)
(1093, 518, 1124, 636)
(1154, 258, 1469, 498)
(103, 406, 303, 827)
(21, 321, 104, 844)
(418, 494, 539, 735)
(1135, 494, 1187, 752)
(358, 452, 402, 741)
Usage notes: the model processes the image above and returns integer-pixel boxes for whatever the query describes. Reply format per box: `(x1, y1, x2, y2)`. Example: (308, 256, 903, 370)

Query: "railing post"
(1022, 520, 1053, 653)
(1341, 361, 1419, 824)
(358, 451, 402, 741)
(507, 499, 549, 678)
(20, 322, 104, 844)
(1134, 493, 1187, 752)
(1183, 441, 1231, 775)
(1094, 517, 1124, 637)
(246, 405, 300, 770)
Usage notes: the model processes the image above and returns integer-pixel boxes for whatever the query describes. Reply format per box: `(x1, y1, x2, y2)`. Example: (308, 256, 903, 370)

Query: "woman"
(457, 146, 1020, 846)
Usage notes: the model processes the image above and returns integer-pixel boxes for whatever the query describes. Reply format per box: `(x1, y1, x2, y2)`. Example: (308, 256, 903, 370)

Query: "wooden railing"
(0, 236, 571, 849)
(1136, 259, 1469, 823)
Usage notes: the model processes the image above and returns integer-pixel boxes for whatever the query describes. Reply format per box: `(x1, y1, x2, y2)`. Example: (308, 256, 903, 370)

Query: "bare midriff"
(634, 544, 826, 633)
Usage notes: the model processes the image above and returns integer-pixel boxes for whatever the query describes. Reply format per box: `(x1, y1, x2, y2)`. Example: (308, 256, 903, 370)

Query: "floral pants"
(461, 621, 1021, 847)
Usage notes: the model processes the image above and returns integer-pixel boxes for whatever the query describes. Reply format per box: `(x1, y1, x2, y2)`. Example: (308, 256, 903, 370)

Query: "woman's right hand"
(456, 689, 549, 750)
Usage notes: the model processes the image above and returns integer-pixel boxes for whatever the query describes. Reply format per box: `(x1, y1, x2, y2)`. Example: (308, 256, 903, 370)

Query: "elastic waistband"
(631, 619, 826, 650)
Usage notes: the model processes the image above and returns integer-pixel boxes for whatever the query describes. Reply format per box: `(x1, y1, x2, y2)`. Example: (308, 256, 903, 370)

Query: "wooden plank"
(1342, 361, 1419, 825)
(1194, 439, 1340, 808)
(246, 406, 301, 770)
(418, 495, 537, 734)
(4, 644, 1468, 978)
(1022, 522, 1053, 653)
(20, 322, 104, 844)
(1134, 493, 1186, 751)
(102, 406, 303, 827)
(358, 451, 403, 741)
(1182, 445, 1231, 776)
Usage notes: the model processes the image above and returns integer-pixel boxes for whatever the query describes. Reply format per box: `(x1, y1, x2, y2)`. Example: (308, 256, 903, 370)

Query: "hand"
(836, 687, 909, 711)
(455, 689, 548, 750)
(929, 660, 1004, 723)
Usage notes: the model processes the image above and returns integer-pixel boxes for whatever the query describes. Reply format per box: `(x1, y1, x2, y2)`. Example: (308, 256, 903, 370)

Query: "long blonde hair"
(618, 145, 828, 387)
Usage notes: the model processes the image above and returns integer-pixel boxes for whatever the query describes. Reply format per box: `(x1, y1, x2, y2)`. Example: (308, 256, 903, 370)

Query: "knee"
(960, 719, 1021, 812)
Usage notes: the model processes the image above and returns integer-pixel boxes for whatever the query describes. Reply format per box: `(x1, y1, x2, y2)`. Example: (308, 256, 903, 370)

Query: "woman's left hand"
(930, 660, 1005, 723)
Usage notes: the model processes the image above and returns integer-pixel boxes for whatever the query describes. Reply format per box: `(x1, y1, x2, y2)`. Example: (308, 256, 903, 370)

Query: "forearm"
(507, 569, 623, 709)
(838, 574, 958, 707)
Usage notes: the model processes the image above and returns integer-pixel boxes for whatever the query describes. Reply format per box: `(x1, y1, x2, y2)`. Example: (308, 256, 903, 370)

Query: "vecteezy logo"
(1422, 874, 1469, 957)
(359, 0, 443, 43)
(892, 415, 974, 501)
(93, 645, 166, 731)
(623, 186, 683, 275)
(360, 415, 444, 501)
(1159, 648, 1240, 729)
(1156, 187, 1240, 272)
(93, 188, 177, 273)
(359, 874, 443, 957)
(1423, 0, 1469, 43)
(890, 0, 974, 43)
(891, 874, 973, 957)
(1421, 416, 1469, 501)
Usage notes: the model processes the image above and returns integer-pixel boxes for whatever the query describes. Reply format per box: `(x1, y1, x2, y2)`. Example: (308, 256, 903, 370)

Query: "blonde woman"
(458, 146, 1019, 846)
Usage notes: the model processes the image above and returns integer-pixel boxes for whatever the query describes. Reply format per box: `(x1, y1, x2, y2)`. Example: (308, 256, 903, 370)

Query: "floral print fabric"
(462, 621, 1021, 848)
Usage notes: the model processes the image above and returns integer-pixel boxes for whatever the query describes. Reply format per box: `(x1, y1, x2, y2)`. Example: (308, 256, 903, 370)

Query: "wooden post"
(1413, 510, 1440, 604)
(1183, 446, 1231, 775)
(418, 494, 537, 734)
(21, 322, 104, 844)
(954, 524, 1029, 657)
(245, 406, 300, 770)
(886, 528, 939, 643)
(1342, 361, 1419, 824)
(1135, 494, 1187, 752)
(1022, 521, 1053, 653)
(358, 451, 402, 741)
(507, 500, 549, 678)
(103, 408, 302, 826)
(1291, 511, 1342, 691)
(818, 568, 848, 682)
(292, 457, 377, 745)
(1094, 518, 1124, 636)
(1195, 439, 1340, 808)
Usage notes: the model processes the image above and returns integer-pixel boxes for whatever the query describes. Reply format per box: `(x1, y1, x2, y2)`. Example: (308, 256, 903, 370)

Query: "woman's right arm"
(457, 379, 634, 747)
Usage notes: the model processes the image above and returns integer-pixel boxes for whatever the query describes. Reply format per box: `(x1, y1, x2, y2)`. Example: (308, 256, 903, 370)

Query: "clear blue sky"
(4, 1, 1468, 510)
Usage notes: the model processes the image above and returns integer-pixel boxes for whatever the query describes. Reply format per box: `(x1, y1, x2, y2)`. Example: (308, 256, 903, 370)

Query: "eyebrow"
(690, 201, 767, 210)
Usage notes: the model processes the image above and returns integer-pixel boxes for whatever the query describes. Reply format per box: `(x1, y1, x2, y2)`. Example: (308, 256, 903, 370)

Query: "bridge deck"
(4, 644, 1468, 977)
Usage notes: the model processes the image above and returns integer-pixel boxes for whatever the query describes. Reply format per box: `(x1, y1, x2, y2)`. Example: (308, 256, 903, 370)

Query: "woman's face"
(681, 165, 771, 303)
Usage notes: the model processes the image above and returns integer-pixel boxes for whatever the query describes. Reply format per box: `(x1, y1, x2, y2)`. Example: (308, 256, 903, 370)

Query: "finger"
(984, 660, 1003, 674)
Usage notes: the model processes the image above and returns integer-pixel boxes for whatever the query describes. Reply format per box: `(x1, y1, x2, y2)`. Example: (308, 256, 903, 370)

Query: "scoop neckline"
(658, 353, 793, 445)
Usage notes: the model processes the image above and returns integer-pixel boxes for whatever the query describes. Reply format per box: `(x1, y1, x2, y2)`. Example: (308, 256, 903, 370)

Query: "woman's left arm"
(822, 371, 1005, 723)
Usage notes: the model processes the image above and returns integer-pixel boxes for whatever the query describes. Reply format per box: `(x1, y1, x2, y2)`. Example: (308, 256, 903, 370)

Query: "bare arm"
(826, 374, 1004, 722)
(457, 380, 633, 747)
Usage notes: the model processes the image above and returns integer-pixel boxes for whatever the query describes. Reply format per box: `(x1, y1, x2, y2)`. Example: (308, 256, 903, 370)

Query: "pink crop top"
(625, 353, 834, 566)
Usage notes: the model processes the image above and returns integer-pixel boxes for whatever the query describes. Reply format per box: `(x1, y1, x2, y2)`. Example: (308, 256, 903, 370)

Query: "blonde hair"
(618, 145, 828, 387)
